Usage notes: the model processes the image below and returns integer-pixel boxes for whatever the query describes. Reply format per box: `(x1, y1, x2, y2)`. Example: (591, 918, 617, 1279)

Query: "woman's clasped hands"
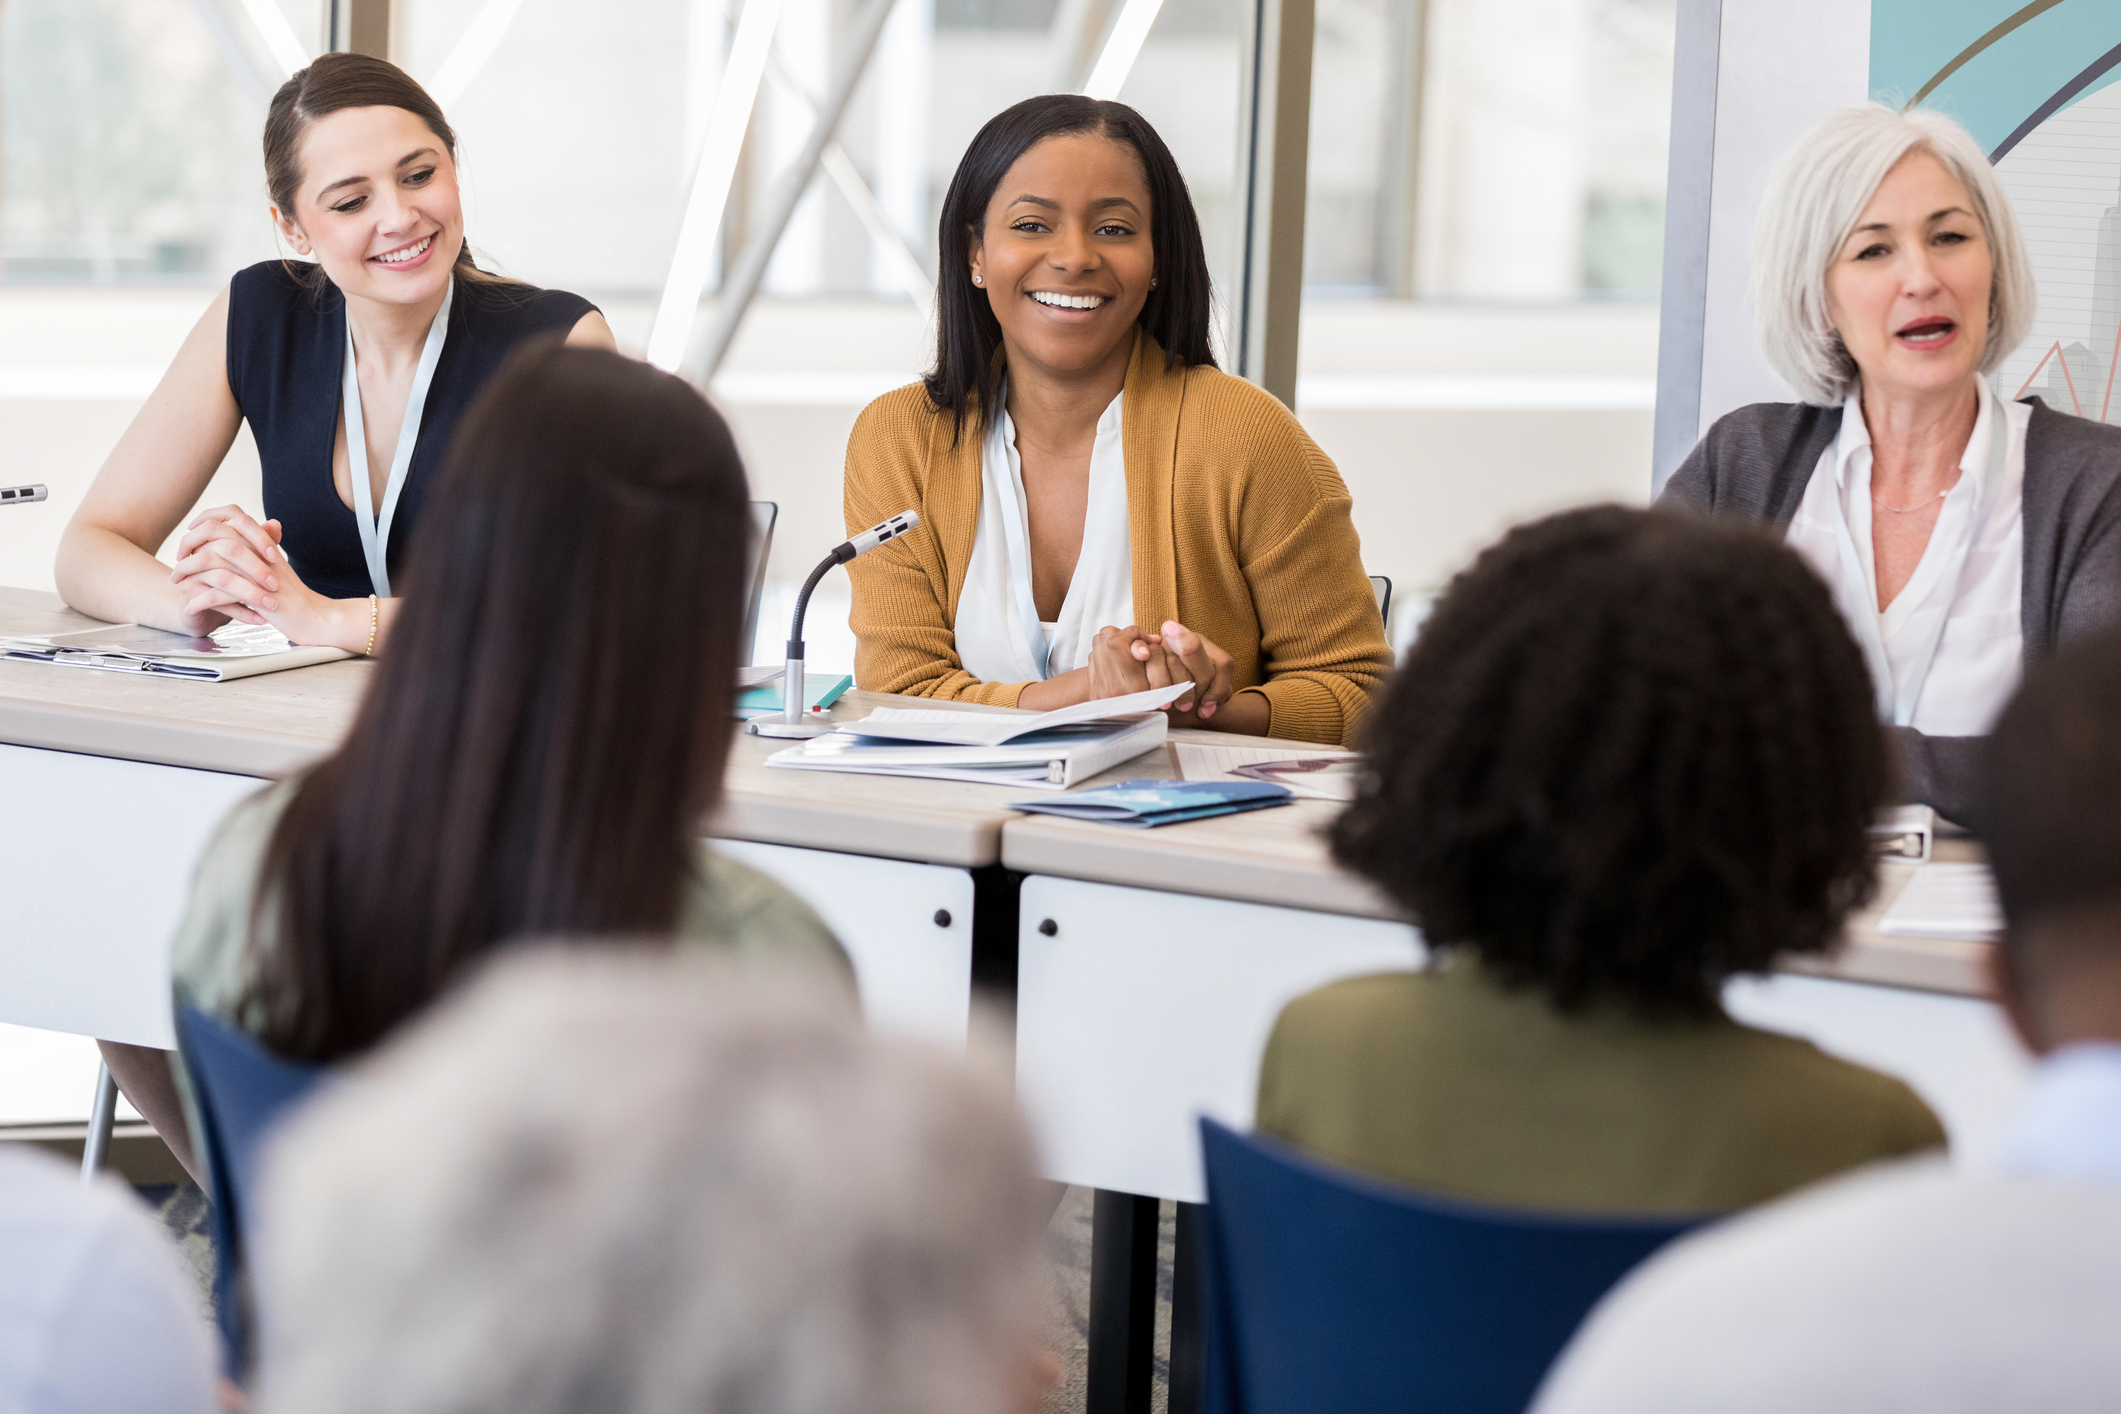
(169, 505, 364, 649)
(1087, 620, 1237, 725)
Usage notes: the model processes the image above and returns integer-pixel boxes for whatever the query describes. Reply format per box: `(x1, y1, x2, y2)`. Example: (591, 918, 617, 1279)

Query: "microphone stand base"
(747, 718, 836, 739)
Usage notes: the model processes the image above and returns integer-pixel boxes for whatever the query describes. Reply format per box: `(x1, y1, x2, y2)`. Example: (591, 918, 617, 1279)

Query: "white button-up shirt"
(956, 386, 1134, 684)
(1784, 380, 2025, 737)
(2001, 1041, 2121, 1183)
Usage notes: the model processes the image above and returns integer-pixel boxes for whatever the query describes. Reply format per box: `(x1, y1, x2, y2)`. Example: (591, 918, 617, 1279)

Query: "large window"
(0, 0, 314, 281)
(0, 0, 1679, 659)
(1306, 0, 1676, 301)
(1290, 0, 1674, 643)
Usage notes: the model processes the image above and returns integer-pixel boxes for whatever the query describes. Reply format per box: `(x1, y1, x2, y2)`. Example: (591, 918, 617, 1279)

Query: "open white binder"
(764, 682, 1190, 788)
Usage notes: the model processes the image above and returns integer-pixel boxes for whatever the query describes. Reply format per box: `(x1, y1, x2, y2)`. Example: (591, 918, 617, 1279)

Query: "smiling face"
(272, 104, 464, 308)
(969, 131, 1156, 384)
(1825, 148, 1993, 403)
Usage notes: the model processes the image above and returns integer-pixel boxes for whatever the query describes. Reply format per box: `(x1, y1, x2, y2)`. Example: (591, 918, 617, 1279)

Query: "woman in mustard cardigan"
(843, 96, 1391, 747)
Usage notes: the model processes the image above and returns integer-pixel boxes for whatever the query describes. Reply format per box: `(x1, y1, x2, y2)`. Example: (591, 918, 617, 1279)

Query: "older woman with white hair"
(248, 951, 1056, 1414)
(1664, 104, 2121, 823)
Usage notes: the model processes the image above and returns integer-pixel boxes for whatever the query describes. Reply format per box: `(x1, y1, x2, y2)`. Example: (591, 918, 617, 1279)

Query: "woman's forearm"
(1192, 689, 1271, 737)
(54, 522, 189, 632)
(1017, 667, 1094, 711)
(318, 593, 398, 655)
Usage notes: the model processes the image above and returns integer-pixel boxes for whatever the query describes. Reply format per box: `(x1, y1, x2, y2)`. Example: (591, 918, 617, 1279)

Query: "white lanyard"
(1827, 396, 2005, 728)
(987, 404, 1053, 681)
(343, 278, 453, 599)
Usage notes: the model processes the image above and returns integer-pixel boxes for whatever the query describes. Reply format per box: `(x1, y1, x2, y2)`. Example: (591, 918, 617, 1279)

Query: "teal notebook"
(734, 672, 853, 719)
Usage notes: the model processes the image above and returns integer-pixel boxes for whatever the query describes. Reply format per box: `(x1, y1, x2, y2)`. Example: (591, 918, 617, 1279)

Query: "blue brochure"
(1008, 779, 1294, 828)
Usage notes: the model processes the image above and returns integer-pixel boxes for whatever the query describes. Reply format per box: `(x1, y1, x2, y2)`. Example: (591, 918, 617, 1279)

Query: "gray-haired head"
(1753, 103, 2034, 406)
(251, 949, 1048, 1414)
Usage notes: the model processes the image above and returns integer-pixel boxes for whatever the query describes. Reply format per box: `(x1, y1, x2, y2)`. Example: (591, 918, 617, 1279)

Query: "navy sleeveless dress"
(225, 260, 597, 600)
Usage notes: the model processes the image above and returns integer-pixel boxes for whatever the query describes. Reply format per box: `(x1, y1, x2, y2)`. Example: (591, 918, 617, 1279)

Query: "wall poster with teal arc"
(1877, 0, 2121, 422)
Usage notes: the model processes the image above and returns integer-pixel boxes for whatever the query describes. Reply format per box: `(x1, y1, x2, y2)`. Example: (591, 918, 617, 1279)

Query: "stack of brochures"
(2, 622, 350, 681)
(1010, 779, 1294, 827)
(763, 682, 1191, 788)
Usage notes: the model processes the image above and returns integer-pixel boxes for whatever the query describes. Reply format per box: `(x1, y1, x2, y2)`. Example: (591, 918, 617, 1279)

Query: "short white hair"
(251, 949, 1048, 1414)
(1753, 103, 2035, 406)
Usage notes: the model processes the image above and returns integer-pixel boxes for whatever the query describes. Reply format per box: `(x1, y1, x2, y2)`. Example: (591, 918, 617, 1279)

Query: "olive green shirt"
(1256, 954, 1948, 1215)
(171, 778, 851, 1043)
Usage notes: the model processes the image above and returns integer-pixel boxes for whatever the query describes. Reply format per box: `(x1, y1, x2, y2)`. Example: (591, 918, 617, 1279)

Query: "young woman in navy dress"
(57, 53, 613, 655)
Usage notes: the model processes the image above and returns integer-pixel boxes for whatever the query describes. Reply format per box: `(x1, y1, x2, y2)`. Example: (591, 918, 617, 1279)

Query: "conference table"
(0, 584, 2027, 1414)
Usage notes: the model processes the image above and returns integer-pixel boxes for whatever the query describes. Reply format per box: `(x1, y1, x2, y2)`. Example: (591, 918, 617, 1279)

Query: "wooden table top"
(0, 585, 1995, 993)
(0, 587, 1027, 868)
(0, 587, 370, 777)
(1005, 731, 1995, 999)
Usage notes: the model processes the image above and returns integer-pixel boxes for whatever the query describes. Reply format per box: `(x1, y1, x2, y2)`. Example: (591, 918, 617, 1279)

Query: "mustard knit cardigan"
(842, 332, 1393, 747)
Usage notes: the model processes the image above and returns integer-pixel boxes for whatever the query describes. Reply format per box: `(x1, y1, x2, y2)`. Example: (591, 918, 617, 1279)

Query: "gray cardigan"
(1661, 398, 2121, 823)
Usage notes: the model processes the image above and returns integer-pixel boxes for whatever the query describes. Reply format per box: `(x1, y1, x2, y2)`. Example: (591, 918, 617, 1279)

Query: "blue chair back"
(1197, 1119, 1708, 1414)
(177, 1006, 328, 1379)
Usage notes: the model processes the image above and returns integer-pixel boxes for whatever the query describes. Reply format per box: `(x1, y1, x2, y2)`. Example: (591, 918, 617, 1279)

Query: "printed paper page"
(1878, 862, 2003, 939)
(1170, 742, 1353, 782)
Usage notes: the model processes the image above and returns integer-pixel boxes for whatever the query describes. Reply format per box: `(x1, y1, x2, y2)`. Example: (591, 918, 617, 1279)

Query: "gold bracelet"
(363, 594, 379, 656)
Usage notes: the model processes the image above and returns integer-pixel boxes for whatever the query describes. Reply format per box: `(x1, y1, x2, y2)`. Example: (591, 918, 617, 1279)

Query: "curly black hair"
(1331, 505, 1887, 1016)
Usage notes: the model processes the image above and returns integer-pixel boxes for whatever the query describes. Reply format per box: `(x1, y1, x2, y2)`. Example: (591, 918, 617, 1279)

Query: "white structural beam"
(692, 0, 903, 379)
(764, 52, 933, 312)
(232, 0, 310, 77)
(1231, 0, 1315, 408)
(648, 0, 787, 373)
(821, 146, 936, 311)
(1081, 0, 1165, 100)
(428, 0, 530, 107)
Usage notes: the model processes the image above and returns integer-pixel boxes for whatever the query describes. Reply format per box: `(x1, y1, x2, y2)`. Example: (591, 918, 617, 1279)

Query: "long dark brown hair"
(925, 95, 1217, 443)
(264, 52, 495, 287)
(248, 345, 753, 1062)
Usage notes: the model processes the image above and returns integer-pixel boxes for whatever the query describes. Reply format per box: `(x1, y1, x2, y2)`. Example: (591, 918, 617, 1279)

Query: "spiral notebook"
(2, 622, 350, 681)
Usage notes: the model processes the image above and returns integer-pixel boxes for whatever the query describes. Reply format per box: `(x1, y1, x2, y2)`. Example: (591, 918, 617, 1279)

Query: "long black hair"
(1332, 506, 1888, 1017)
(924, 94, 1216, 442)
(248, 345, 752, 1062)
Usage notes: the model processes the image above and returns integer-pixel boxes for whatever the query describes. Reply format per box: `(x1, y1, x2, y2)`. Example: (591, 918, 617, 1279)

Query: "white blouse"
(1784, 379, 2025, 737)
(954, 386, 1134, 684)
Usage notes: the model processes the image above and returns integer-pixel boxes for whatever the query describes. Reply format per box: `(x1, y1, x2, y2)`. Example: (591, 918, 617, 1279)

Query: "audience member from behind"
(101, 345, 846, 1180)
(251, 949, 1053, 1414)
(0, 1148, 217, 1414)
(1534, 627, 2121, 1413)
(1258, 505, 1945, 1214)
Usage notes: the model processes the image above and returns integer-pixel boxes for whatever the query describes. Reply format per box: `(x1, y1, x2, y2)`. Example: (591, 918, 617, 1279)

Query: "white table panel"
(1724, 972, 2031, 1163)
(1014, 876, 1424, 1203)
(712, 840, 974, 1046)
(0, 743, 262, 1047)
(0, 1023, 140, 1125)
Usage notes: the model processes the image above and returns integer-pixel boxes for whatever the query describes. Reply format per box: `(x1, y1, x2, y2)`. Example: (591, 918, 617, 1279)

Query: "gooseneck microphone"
(750, 510, 920, 739)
